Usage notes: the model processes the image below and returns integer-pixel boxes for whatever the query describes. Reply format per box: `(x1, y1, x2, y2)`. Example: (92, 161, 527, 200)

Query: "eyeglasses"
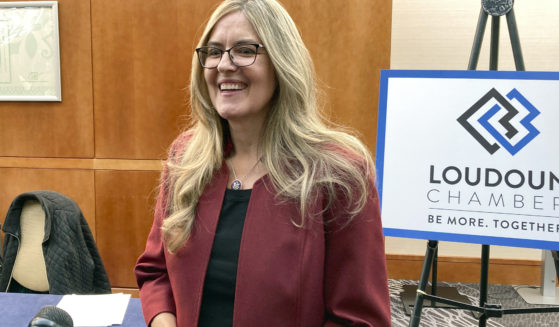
(196, 43, 266, 69)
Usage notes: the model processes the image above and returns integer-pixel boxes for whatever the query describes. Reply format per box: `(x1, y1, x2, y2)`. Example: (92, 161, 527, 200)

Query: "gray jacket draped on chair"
(0, 190, 111, 294)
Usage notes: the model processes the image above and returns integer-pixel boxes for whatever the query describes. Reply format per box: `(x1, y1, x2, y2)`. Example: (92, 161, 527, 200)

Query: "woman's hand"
(150, 312, 177, 327)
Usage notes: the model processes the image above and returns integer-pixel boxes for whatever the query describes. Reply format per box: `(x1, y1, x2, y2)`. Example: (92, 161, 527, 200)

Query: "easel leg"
(506, 9, 525, 71)
(478, 19, 499, 325)
(479, 245, 490, 327)
(431, 247, 438, 307)
(409, 240, 438, 327)
(468, 9, 488, 70)
(489, 16, 500, 70)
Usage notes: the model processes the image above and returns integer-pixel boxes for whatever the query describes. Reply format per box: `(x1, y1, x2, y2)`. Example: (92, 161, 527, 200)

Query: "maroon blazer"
(135, 133, 391, 327)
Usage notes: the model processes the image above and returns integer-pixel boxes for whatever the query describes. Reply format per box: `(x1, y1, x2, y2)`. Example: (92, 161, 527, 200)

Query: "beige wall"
(389, 0, 559, 260)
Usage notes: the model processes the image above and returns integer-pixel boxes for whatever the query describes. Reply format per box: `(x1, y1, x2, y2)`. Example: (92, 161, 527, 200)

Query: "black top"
(198, 188, 251, 327)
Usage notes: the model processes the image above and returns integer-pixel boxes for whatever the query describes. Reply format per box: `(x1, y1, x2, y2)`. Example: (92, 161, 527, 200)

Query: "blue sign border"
(376, 69, 559, 250)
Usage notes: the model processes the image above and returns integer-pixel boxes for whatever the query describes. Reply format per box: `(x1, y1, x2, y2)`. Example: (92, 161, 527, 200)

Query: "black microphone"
(28, 305, 74, 327)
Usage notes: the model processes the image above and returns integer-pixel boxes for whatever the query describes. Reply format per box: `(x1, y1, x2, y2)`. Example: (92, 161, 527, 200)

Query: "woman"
(134, 0, 391, 326)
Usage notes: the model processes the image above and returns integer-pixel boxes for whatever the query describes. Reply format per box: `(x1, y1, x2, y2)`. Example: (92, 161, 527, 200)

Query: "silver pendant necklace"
(229, 158, 260, 190)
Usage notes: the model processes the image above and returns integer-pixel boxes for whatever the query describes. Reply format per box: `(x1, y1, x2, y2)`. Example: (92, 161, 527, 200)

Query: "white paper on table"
(56, 293, 131, 326)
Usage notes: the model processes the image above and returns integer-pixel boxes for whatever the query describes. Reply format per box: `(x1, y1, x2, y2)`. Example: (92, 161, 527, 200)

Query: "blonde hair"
(162, 0, 375, 253)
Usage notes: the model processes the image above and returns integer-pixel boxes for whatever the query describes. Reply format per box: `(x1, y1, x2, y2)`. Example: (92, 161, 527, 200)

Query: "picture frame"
(0, 1, 61, 101)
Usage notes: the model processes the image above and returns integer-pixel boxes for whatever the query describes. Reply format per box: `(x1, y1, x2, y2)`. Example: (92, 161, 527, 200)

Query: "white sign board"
(376, 70, 559, 250)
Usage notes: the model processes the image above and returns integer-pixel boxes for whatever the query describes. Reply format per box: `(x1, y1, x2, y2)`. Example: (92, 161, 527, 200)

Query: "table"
(0, 292, 146, 326)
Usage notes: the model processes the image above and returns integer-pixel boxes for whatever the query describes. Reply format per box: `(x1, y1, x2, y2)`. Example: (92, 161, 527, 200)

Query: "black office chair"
(0, 190, 111, 294)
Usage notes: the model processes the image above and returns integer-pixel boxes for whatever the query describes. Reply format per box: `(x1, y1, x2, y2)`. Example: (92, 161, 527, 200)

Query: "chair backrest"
(12, 200, 49, 292)
(1, 190, 111, 294)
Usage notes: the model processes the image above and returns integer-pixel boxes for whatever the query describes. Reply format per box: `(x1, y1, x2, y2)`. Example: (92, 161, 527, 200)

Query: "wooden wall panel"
(95, 170, 160, 288)
(387, 254, 541, 285)
(0, 0, 94, 158)
(91, 0, 216, 160)
(285, 0, 392, 152)
(0, 168, 96, 237)
(91, 0, 391, 159)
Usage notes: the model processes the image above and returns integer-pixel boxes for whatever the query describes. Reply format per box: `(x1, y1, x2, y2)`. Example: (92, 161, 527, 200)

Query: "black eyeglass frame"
(195, 43, 266, 69)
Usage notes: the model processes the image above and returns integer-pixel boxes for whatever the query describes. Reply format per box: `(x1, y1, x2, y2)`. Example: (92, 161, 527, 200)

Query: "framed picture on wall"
(0, 1, 61, 101)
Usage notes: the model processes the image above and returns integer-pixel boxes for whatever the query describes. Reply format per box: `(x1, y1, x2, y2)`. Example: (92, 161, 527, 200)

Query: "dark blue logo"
(457, 88, 540, 155)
